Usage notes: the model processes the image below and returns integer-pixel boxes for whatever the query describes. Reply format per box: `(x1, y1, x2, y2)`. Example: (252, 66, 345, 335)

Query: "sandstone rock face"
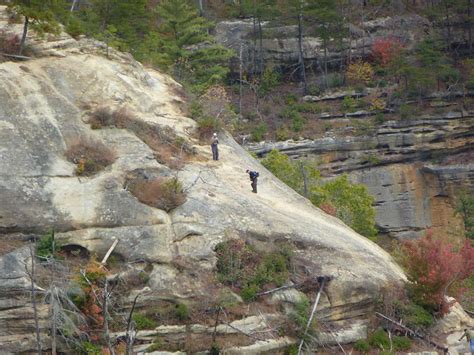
(215, 15, 430, 71)
(0, 11, 405, 353)
(248, 115, 474, 239)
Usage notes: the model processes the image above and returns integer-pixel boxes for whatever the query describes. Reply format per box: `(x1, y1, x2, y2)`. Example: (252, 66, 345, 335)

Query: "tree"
(401, 231, 474, 313)
(305, 0, 347, 89)
(76, 0, 150, 55)
(261, 150, 377, 239)
(148, 0, 234, 92)
(455, 192, 474, 239)
(9, 0, 66, 55)
(313, 175, 377, 240)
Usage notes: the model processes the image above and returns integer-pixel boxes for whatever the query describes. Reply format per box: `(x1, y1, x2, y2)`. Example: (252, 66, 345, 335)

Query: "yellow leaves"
(346, 60, 374, 84)
(370, 98, 386, 111)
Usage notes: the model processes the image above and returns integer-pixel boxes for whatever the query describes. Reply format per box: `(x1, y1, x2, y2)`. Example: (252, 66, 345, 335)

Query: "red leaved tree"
(401, 230, 474, 314)
(371, 37, 403, 67)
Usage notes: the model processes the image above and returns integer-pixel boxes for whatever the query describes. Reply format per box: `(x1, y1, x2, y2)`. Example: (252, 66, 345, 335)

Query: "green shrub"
(399, 104, 414, 120)
(251, 122, 268, 142)
(174, 303, 189, 320)
(292, 102, 321, 114)
(284, 344, 299, 355)
(342, 96, 357, 112)
(307, 84, 321, 96)
(276, 126, 290, 141)
(466, 80, 474, 90)
(65, 17, 85, 38)
(328, 73, 344, 88)
(368, 329, 390, 350)
(291, 113, 305, 132)
(258, 67, 281, 96)
(36, 232, 61, 260)
(289, 297, 311, 337)
(399, 302, 434, 329)
(375, 112, 385, 125)
(197, 116, 221, 139)
(280, 107, 306, 132)
(353, 339, 370, 353)
(285, 93, 298, 105)
(240, 284, 259, 302)
(147, 339, 162, 352)
(393, 336, 411, 351)
(209, 343, 220, 355)
(438, 66, 460, 84)
(215, 239, 292, 301)
(76, 341, 102, 355)
(354, 83, 366, 93)
(189, 100, 203, 119)
(133, 313, 157, 330)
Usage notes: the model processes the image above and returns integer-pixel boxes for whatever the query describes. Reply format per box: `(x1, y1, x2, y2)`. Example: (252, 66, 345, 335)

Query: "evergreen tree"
(149, 0, 234, 92)
(75, 0, 150, 55)
(305, 0, 347, 89)
(9, 0, 67, 55)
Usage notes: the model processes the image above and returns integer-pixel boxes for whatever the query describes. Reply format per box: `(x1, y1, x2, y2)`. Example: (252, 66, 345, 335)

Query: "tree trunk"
(239, 42, 243, 116)
(29, 245, 42, 355)
(324, 43, 328, 89)
(468, 0, 473, 55)
(300, 162, 308, 198)
(19, 16, 29, 56)
(198, 0, 204, 16)
(70, 0, 79, 12)
(51, 234, 56, 355)
(297, 3, 308, 94)
(252, 1, 257, 76)
(258, 17, 264, 76)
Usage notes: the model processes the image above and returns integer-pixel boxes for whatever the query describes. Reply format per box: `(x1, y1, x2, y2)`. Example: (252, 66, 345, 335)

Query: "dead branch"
(298, 277, 329, 355)
(375, 312, 448, 353)
(0, 52, 31, 60)
(101, 239, 119, 266)
(126, 292, 142, 355)
(219, 307, 259, 340)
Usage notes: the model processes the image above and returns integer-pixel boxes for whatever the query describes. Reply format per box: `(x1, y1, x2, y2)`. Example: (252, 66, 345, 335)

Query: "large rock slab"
(0, 15, 405, 352)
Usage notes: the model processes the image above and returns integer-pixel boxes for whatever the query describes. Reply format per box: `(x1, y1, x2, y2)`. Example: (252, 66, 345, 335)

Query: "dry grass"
(0, 234, 28, 256)
(65, 137, 116, 176)
(0, 30, 20, 56)
(127, 176, 186, 212)
(87, 105, 194, 169)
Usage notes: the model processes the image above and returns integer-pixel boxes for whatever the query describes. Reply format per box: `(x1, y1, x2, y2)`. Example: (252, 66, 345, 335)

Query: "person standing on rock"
(459, 328, 474, 354)
(246, 169, 259, 193)
(211, 132, 219, 161)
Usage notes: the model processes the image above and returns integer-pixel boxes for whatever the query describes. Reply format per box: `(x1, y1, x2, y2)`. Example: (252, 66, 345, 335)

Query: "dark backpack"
(250, 171, 259, 179)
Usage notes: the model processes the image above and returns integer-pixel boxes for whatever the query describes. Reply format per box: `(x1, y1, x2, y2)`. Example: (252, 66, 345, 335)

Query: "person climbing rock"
(246, 169, 259, 193)
(459, 328, 474, 354)
(211, 132, 219, 161)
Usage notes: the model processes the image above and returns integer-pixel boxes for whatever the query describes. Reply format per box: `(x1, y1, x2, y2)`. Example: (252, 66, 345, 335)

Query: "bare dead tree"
(25, 244, 42, 355)
(125, 292, 142, 355)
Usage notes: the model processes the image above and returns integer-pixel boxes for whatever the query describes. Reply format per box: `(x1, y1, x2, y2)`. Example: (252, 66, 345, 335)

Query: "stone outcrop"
(0, 9, 406, 353)
(247, 113, 474, 239)
(215, 15, 430, 71)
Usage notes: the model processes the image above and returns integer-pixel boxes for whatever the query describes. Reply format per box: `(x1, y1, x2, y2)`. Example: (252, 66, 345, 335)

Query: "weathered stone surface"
(434, 298, 474, 334)
(0, 11, 405, 352)
(215, 15, 431, 71)
(316, 319, 368, 345)
(222, 336, 294, 354)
